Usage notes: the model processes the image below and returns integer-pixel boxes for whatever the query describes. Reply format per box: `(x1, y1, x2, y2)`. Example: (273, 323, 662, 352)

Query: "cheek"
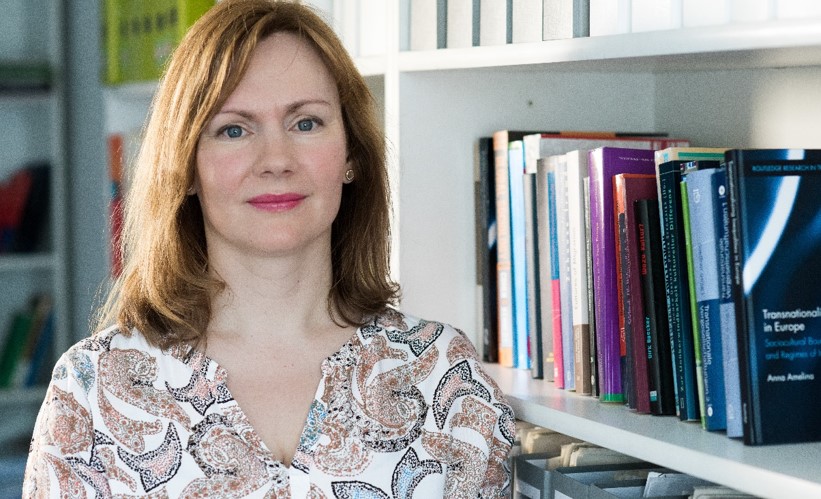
(195, 149, 246, 195)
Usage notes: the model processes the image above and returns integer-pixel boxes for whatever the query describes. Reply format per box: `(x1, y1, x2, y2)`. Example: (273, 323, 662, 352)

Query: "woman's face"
(194, 32, 350, 261)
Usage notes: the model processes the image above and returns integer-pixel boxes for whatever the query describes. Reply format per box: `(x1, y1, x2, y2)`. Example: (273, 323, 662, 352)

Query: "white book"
(447, 0, 480, 48)
(410, 0, 438, 50)
(512, 0, 543, 42)
(480, 0, 511, 45)
(543, 0, 590, 40)
(729, 0, 773, 22)
(333, 0, 360, 56)
(589, 0, 630, 36)
(631, 0, 682, 32)
(359, 0, 387, 56)
(775, 0, 821, 19)
(682, 0, 730, 27)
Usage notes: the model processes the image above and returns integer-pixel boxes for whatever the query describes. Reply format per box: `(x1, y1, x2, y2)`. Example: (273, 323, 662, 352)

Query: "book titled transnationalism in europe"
(724, 149, 821, 445)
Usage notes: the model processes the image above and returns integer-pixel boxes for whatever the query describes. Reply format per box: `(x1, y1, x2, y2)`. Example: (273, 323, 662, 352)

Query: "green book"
(680, 181, 707, 429)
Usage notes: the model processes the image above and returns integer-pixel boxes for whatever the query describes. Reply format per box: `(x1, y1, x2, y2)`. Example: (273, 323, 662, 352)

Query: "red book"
(0, 169, 34, 252)
(614, 173, 658, 413)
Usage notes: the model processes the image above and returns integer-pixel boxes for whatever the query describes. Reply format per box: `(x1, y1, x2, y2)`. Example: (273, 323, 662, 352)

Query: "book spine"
(584, 178, 598, 397)
(657, 163, 700, 420)
(567, 151, 592, 395)
(723, 151, 758, 443)
(509, 141, 531, 369)
(493, 131, 515, 367)
(536, 159, 555, 381)
(714, 167, 743, 438)
(476, 137, 499, 363)
(524, 171, 543, 378)
(685, 170, 726, 430)
(617, 211, 635, 408)
(555, 156, 576, 390)
(636, 199, 677, 415)
(680, 182, 708, 428)
(547, 162, 565, 386)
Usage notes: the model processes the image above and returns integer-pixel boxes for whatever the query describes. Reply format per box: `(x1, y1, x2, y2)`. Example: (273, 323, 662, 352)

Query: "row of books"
(407, 0, 821, 51)
(511, 424, 751, 498)
(476, 135, 821, 446)
(0, 293, 55, 390)
(0, 163, 50, 254)
(101, 0, 215, 84)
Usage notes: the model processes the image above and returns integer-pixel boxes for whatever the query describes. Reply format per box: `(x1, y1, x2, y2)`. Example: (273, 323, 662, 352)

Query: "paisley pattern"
(24, 311, 513, 498)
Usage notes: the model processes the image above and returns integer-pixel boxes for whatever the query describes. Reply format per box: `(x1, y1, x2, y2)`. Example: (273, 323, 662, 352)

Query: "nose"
(255, 128, 295, 177)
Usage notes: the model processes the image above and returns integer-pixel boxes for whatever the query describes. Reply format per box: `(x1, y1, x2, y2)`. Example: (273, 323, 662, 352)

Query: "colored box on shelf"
(103, 0, 215, 84)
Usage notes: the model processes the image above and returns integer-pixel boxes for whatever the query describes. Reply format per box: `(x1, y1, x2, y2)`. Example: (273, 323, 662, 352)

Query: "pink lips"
(248, 193, 305, 212)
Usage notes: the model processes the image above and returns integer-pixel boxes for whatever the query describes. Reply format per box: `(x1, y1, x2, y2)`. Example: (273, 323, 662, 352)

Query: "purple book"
(588, 147, 657, 402)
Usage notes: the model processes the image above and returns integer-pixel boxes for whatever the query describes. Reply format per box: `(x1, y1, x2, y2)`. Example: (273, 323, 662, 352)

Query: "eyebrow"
(216, 99, 333, 119)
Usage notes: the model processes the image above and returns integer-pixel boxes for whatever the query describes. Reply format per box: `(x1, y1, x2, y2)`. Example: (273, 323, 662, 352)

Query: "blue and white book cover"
(728, 149, 821, 445)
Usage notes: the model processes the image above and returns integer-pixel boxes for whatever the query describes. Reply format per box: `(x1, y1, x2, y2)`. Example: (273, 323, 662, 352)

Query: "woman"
(24, 1, 514, 497)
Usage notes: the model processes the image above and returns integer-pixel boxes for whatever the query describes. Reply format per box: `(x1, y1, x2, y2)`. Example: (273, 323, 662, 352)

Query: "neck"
(205, 245, 337, 344)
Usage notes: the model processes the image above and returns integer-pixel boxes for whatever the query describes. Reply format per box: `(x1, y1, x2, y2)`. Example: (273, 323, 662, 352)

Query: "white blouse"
(24, 309, 514, 498)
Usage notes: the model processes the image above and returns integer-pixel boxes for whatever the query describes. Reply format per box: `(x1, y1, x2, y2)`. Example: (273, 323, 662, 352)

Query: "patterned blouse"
(24, 309, 515, 498)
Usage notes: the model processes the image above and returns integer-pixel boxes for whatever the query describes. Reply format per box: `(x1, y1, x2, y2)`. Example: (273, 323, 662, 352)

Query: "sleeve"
(429, 327, 516, 499)
(23, 351, 96, 498)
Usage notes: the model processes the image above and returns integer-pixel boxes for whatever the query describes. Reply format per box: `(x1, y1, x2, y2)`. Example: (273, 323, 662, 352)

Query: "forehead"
(223, 31, 340, 106)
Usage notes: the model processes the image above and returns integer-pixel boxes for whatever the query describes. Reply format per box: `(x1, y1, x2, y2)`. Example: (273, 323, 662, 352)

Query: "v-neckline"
(173, 325, 363, 470)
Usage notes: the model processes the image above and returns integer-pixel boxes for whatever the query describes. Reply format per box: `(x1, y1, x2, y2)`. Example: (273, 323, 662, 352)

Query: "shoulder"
(359, 308, 480, 363)
(52, 325, 189, 388)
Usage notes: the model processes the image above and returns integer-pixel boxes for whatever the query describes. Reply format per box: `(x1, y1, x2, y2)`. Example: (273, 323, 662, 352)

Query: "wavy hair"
(96, 0, 398, 347)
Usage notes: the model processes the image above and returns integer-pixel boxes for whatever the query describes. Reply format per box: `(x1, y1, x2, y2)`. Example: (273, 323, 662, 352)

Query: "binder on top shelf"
(512, 0, 543, 43)
(542, 0, 590, 41)
(446, 0, 480, 48)
(654, 147, 727, 421)
(358, 0, 388, 56)
(589, 0, 630, 36)
(480, 0, 512, 46)
(632, 0, 683, 33)
(724, 148, 821, 445)
(409, 0, 443, 51)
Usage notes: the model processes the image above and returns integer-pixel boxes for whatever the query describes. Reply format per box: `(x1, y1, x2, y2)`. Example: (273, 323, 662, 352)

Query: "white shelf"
(483, 363, 821, 499)
(398, 18, 821, 73)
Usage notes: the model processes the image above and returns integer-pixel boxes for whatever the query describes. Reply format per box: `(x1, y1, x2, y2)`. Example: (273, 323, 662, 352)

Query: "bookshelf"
(0, 0, 70, 452)
(388, 10, 821, 499)
(99, 3, 821, 498)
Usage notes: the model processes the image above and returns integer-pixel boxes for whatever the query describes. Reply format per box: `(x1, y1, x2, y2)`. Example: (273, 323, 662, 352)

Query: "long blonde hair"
(96, 0, 398, 347)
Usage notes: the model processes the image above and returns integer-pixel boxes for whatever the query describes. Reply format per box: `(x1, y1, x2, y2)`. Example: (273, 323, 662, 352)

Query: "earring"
(344, 169, 355, 183)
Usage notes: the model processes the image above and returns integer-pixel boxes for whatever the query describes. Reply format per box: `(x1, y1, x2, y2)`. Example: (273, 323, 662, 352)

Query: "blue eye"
(297, 119, 316, 132)
(223, 125, 243, 138)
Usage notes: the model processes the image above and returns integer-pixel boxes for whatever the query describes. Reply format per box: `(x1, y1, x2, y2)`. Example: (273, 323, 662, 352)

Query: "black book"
(724, 149, 821, 445)
(635, 199, 676, 416)
(475, 137, 498, 363)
